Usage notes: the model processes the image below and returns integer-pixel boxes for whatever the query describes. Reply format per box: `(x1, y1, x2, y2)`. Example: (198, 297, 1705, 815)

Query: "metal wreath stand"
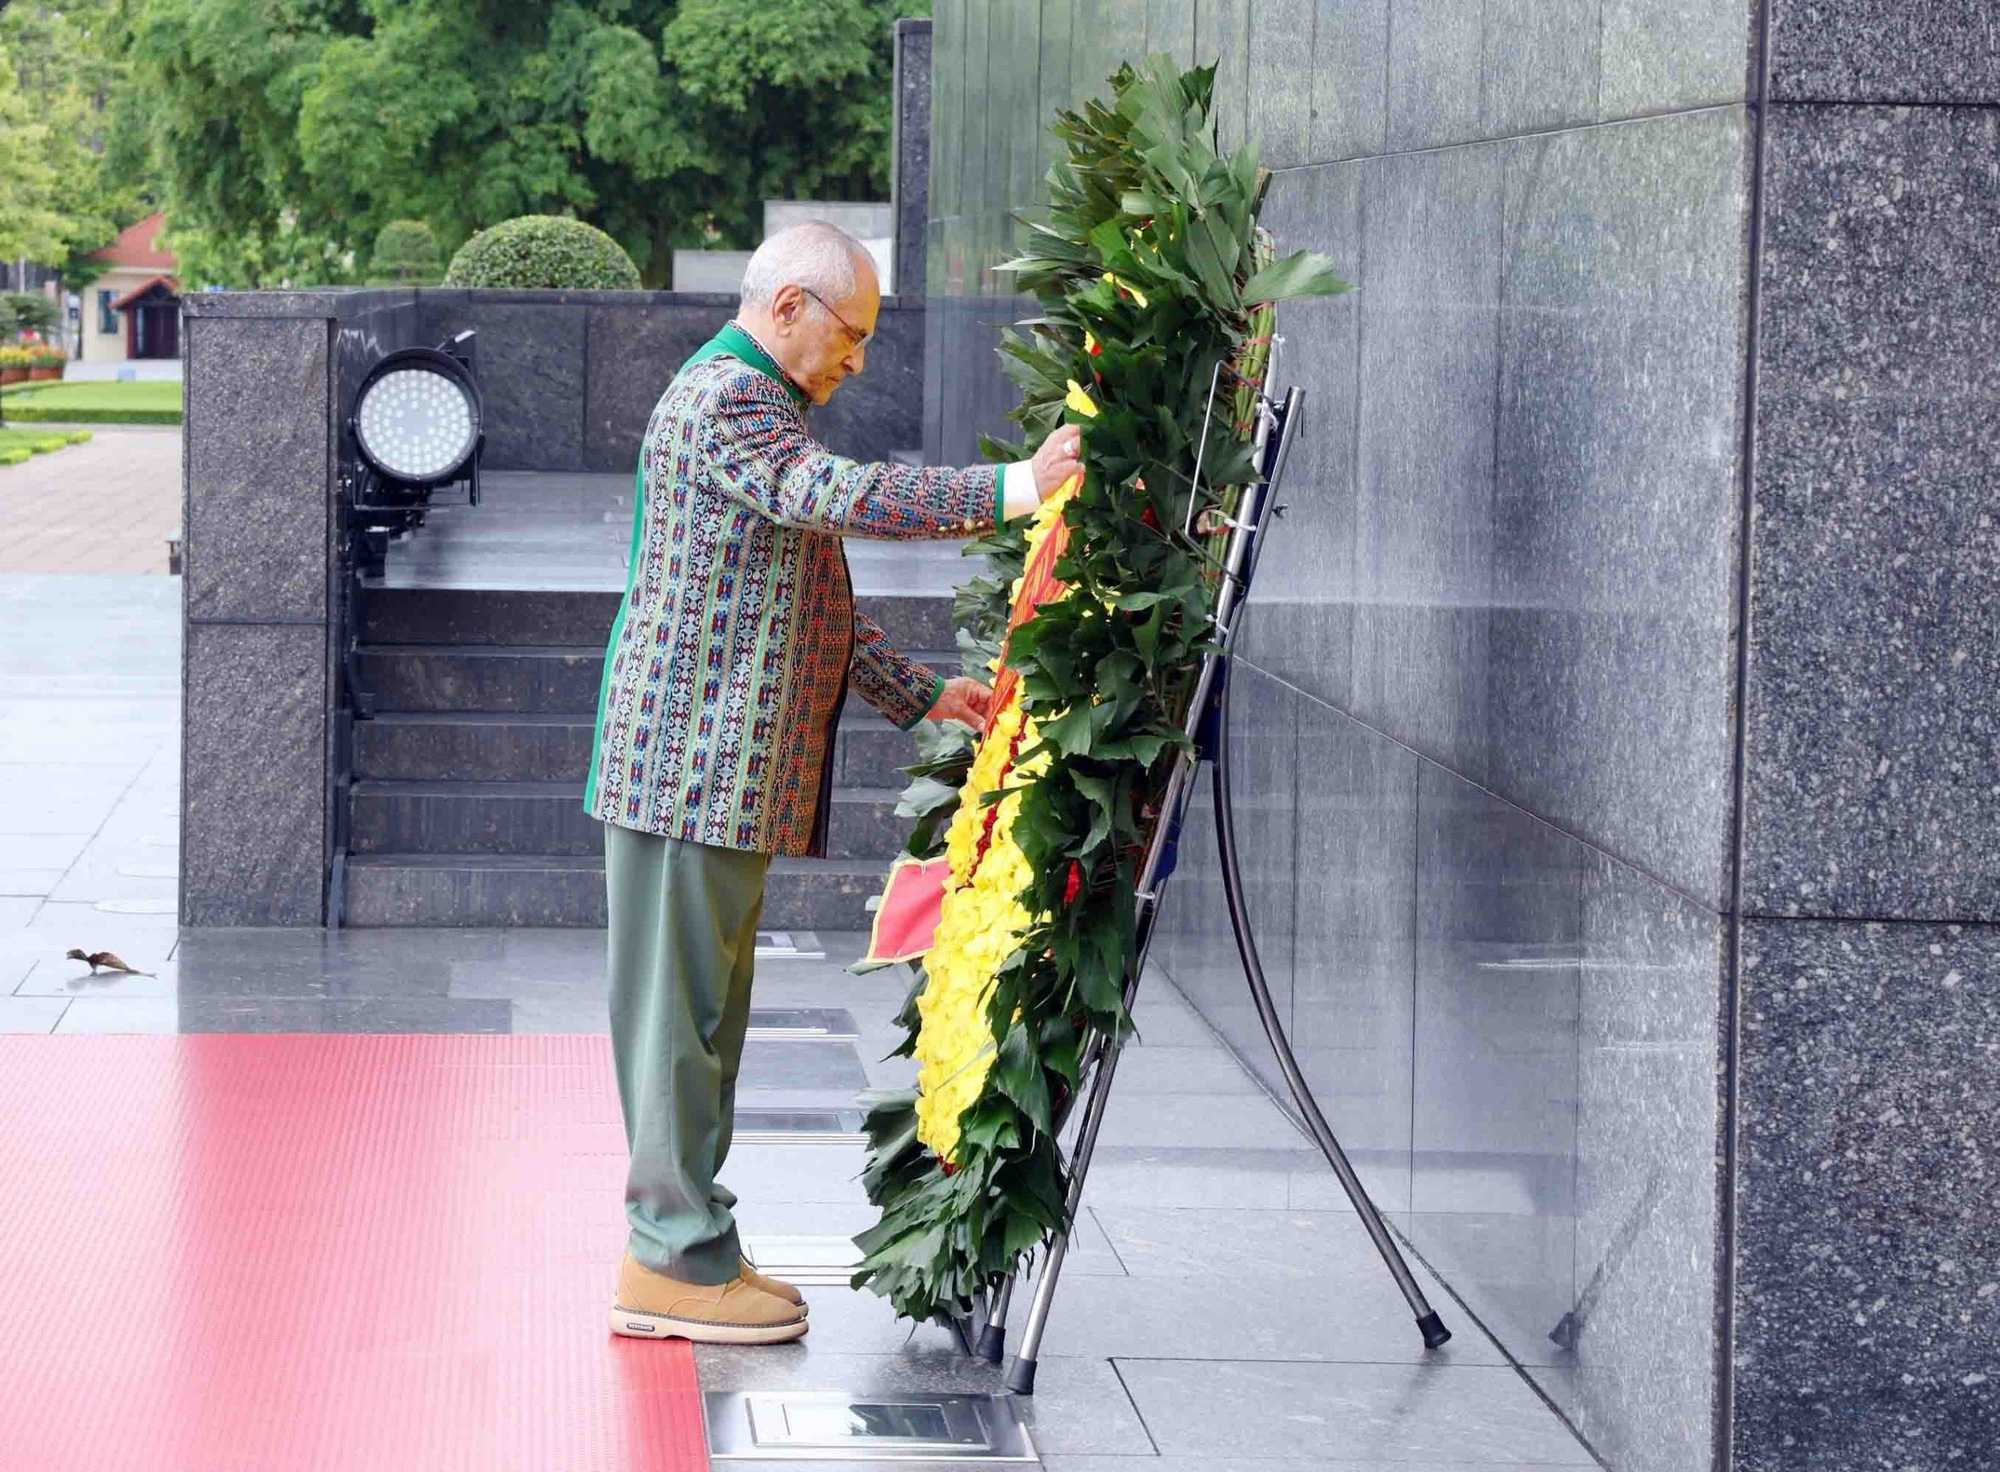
(950, 347, 1453, 1394)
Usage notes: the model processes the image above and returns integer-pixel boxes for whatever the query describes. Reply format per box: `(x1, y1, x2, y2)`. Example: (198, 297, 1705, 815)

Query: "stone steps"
(339, 583, 952, 927)
(350, 780, 909, 861)
(352, 710, 928, 787)
(358, 585, 961, 651)
(343, 852, 894, 929)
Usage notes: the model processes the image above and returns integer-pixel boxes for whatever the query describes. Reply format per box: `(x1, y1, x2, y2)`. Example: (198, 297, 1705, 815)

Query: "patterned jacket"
(584, 327, 1009, 857)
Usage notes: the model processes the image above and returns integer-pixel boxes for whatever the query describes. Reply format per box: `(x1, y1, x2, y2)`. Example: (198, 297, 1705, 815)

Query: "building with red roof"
(84, 212, 180, 362)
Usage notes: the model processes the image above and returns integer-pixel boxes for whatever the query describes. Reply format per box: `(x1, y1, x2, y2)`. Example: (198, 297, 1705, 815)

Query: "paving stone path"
(0, 425, 181, 575)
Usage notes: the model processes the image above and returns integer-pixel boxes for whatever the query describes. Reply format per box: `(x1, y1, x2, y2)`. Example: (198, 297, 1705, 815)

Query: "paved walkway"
(0, 573, 1603, 1469)
(0, 426, 181, 575)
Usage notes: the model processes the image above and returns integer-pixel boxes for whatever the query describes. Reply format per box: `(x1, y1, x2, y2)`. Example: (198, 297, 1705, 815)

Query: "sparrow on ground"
(66, 949, 153, 976)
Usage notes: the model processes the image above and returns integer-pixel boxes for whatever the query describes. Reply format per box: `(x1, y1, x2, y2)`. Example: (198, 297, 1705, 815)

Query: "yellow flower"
(1064, 379, 1100, 419)
(1102, 271, 1149, 308)
(909, 497, 1080, 1162)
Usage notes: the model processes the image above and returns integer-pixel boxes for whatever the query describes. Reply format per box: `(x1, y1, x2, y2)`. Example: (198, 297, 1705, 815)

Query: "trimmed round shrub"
(443, 215, 642, 290)
(369, 219, 444, 284)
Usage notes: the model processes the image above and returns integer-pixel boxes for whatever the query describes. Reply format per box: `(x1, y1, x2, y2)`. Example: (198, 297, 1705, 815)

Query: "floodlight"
(352, 342, 482, 489)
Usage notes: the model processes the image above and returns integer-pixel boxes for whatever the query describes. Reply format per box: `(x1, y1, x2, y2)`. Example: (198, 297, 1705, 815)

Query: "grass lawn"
(0, 427, 94, 466)
(0, 379, 183, 424)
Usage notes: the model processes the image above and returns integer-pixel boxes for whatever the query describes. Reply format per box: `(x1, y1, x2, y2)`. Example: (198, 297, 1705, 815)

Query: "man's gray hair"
(739, 221, 874, 308)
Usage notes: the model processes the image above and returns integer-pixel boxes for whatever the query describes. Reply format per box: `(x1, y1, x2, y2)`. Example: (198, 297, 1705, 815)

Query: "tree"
(368, 219, 444, 284)
(122, 0, 930, 289)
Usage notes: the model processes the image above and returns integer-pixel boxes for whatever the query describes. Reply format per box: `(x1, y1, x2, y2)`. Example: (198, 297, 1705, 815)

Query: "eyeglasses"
(799, 285, 874, 350)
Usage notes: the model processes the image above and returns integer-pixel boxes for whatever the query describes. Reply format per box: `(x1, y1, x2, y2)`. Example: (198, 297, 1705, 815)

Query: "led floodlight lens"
(356, 364, 478, 483)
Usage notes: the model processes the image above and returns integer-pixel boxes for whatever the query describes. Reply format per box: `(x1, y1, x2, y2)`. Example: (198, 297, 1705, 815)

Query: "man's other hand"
(929, 676, 995, 728)
(1031, 424, 1085, 497)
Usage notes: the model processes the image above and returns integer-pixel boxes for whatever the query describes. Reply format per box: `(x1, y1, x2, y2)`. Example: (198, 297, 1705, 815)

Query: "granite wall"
(182, 287, 929, 927)
(926, 3, 1995, 1468)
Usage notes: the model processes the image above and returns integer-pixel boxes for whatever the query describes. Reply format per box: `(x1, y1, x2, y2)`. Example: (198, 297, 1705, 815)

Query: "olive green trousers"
(603, 821, 772, 1285)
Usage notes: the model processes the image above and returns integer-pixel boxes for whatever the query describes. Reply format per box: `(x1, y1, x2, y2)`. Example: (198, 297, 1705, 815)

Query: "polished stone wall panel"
(1487, 108, 1749, 908)
(1157, 661, 1298, 1086)
(417, 296, 586, 472)
(1769, 1, 2000, 103)
(1245, 0, 1314, 169)
(892, 19, 934, 298)
(1481, 0, 1601, 136)
(183, 316, 331, 625)
(1408, 762, 1583, 1364)
(1734, 918, 2000, 1470)
(182, 622, 327, 926)
(580, 301, 727, 471)
(1240, 162, 1361, 701)
(1288, 695, 1417, 1166)
(1195, 0, 1251, 151)
(1564, 851, 1726, 1472)
(1598, 0, 1753, 117)
(1145, 0, 1198, 64)
(1743, 105, 2000, 921)
(1350, 143, 1504, 783)
(1307, 0, 1387, 161)
(1382, 0, 1484, 152)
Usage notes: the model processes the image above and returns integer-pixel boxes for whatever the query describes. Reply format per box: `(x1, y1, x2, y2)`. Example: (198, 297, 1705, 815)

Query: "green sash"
(680, 321, 809, 409)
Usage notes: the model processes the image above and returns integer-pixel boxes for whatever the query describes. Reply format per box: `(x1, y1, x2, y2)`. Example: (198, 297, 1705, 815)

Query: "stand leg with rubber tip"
(998, 380, 1451, 1396)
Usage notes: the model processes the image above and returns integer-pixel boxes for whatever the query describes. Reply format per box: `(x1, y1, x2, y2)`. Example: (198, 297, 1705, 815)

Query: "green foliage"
(2, 294, 62, 337)
(368, 219, 444, 285)
(0, 1, 159, 286)
(443, 214, 642, 290)
(0, 427, 93, 464)
(853, 57, 1347, 1324)
(0, 380, 183, 424)
(120, 0, 929, 288)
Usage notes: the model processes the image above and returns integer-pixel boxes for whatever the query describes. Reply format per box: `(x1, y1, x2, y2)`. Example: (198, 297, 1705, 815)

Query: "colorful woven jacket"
(584, 330, 1009, 857)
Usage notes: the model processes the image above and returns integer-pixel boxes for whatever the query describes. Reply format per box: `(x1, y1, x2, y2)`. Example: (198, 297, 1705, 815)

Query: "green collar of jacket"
(683, 321, 811, 410)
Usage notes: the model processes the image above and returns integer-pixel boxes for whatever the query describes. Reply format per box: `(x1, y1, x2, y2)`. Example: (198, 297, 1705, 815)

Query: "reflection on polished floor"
(0, 577, 1603, 1467)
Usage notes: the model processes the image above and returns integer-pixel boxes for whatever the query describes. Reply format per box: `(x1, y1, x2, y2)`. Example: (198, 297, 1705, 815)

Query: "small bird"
(67, 948, 153, 976)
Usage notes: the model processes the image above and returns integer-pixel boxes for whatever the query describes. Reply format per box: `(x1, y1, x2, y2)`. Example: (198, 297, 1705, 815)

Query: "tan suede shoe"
(740, 1255, 806, 1310)
(609, 1252, 807, 1344)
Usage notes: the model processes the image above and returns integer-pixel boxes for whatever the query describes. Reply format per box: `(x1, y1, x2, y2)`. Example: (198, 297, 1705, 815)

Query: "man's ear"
(771, 283, 806, 331)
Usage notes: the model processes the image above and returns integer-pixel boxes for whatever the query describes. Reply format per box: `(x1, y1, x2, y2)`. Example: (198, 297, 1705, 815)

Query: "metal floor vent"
(706, 1392, 1036, 1463)
(745, 1007, 859, 1041)
(755, 931, 827, 960)
(739, 1234, 865, 1285)
(733, 1107, 867, 1144)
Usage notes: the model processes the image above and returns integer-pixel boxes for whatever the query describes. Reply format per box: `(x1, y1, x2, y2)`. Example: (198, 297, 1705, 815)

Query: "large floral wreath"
(851, 58, 1349, 1325)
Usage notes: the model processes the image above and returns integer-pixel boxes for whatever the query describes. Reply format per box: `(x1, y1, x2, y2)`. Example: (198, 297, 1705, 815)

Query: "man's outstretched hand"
(928, 676, 994, 728)
(1031, 424, 1085, 497)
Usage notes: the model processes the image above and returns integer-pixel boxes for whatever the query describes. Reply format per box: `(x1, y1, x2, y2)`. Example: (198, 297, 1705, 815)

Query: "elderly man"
(587, 222, 1083, 1344)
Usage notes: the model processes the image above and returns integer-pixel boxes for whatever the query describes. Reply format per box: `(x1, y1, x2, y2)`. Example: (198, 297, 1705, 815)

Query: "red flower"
(941, 1160, 959, 1176)
(1064, 860, 1083, 906)
(1141, 505, 1160, 530)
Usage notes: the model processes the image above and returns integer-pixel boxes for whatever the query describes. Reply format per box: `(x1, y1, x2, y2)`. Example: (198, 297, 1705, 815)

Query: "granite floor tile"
(1043, 1459, 1587, 1471)
(693, 1350, 1155, 1457)
(0, 995, 67, 1032)
(1036, 1270, 1504, 1366)
(1113, 1358, 1595, 1462)
(1092, 1205, 1417, 1281)
(15, 956, 178, 998)
(52, 995, 180, 1033)
(173, 996, 515, 1033)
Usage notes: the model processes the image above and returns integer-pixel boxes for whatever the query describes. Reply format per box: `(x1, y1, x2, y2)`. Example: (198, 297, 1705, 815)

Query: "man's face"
(769, 269, 881, 405)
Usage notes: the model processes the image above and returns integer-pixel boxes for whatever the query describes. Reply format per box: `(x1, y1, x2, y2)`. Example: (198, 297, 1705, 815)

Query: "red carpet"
(0, 1033, 708, 1472)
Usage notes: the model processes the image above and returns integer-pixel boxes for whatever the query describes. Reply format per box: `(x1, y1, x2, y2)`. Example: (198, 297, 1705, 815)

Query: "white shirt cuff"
(1001, 460, 1040, 519)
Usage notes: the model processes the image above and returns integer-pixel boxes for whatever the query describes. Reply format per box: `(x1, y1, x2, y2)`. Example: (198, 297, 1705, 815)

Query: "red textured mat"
(0, 1033, 707, 1472)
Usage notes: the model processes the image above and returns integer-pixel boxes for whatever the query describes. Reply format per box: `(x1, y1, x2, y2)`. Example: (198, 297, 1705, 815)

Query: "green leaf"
(1241, 249, 1352, 304)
